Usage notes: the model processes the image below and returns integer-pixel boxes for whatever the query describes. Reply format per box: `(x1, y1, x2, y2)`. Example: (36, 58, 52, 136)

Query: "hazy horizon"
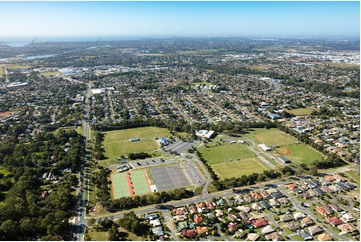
(0, 1, 359, 41)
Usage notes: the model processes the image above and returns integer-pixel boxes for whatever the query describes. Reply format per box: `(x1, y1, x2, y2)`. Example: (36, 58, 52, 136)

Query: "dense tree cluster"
(0, 129, 85, 240)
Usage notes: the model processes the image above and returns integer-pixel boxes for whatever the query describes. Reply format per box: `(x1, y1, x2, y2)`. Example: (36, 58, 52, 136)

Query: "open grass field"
(325, 62, 359, 69)
(243, 128, 297, 147)
(275, 144, 322, 165)
(103, 127, 171, 159)
(212, 158, 268, 179)
(345, 170, 360, 184)
(40, 71, 60, 77)
(199, 143, 254, 165)
(5, 64, 32, 69)
(288, 108, 317, 116)
(88, 229, 109, 241)
(0, 67, 4, 76)
(74, 126, 84, 136)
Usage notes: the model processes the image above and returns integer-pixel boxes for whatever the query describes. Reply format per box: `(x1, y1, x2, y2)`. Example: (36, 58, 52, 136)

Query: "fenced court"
(130, 170, 152, 195)
(111, 173, 131, 199)
(111, 170, 151, 199)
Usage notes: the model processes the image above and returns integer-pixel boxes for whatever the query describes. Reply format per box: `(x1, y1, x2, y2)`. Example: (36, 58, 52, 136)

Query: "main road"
(72, 82, 92, 241)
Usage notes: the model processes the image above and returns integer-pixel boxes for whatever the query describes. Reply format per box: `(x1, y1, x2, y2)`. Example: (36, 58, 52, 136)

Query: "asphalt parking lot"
(151, 165, 190, 191)
(165, 140, 195, 154)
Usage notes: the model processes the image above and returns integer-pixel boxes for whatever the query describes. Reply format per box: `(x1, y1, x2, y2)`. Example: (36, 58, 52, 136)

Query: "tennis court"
(111, 173, 131, 199)
(130, 170, 151, 195)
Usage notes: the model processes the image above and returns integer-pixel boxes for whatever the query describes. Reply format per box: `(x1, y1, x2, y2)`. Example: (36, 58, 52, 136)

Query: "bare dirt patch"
(278, 147, 292, 156)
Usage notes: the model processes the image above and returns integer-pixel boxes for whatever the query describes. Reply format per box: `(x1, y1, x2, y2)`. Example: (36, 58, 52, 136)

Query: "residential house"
(308, 225, 323, 236)
(228, 222, 238, 232)
(328, 203, 342, 212)
(196, 226, 208, 235)
(196, 202, 206, 213)
(317, 233, 332, 241)
(294, 212, 306, 221)
(265, 232, 284, 241)
(279, 214, 293, 222)
(237, 205, 251, 213)
(326, 217, 343, 227)
(297, 229, 313, 241)
(340, 213, 355, 223)
(337, 223, 358, 233)
(206, 201, 216, 210)
(320, 186, 332, 194)
(243, 194, 254, 203)
(175, 212, 188, 221)
(251, 202, 262, 211)
(238, 212, 249, 222)
(252, 218, 268, 228)
(215, 209, 224, 218)
(193, 214, 203, 224)
(247, 233, 259, 241)
(260, 200, 271, 209)
(261, 225, 275, 235)
(188, 204, 197, 214)
(177, 221, 188, 231)
(260, 190, 271, 199)
(277, 197, 289, 204)
(173, 207, 186, 216)
(269, 198, 279, 207)
(228, 214, 237, 222)
(301, 217, 315, 228)
(149, 218, 161, 227)
(181, 229, 197, 238)
(316, 207, 330, 217)
(145, 213, 159, 220)
(271, 192, 283, 200)
(286, 222, 300, 232)
(251, 191, 263, 200)
(152, 227, 164, 236)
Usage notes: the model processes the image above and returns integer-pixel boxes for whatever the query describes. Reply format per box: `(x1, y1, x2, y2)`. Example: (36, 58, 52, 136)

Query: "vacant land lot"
(243, 128, 297, 147)
(275, 144, 322, 165)
(103, 127, 171, 159)
(212, 158, 268, 179)
(199, 143, 254, 165)
(345, 170, 360, 184)
(288, 108, 317, 116)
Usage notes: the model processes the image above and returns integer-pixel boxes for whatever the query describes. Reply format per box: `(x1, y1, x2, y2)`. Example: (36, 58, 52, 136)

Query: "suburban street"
(72, 83, 92, 241)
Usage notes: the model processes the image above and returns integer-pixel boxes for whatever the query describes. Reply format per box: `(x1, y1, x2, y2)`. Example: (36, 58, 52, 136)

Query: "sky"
(0, 1, 359, 41)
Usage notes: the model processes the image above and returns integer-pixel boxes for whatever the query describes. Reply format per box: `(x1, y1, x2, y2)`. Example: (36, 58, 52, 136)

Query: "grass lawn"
(288, 108, 317, 116)
(275, 144, 323, 165)
(103, 127, 171, 159)
(243, 128, 297, 147)
(199, 143, 254, 165)
(212, 158, 268, 179)
(345, 170, 360, 184)
(0, 67, 4, 76)
(40, 71, 60, 77)
(118, 227, 145, 241)
(88, 229, 108, 241)
(5, 64, 32, 69)
(75, 126, 84, 136)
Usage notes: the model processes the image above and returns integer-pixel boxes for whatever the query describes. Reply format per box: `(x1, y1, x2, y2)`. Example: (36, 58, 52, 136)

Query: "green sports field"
(243, 128, 297, 147)
(212, 158, 268, 179)
(111, 173, 131, 199)
(275, 144, 322, 165)
(103, 127, 171, 159)
(199, 143, 254, 165)
(288, 108, 317, 116)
